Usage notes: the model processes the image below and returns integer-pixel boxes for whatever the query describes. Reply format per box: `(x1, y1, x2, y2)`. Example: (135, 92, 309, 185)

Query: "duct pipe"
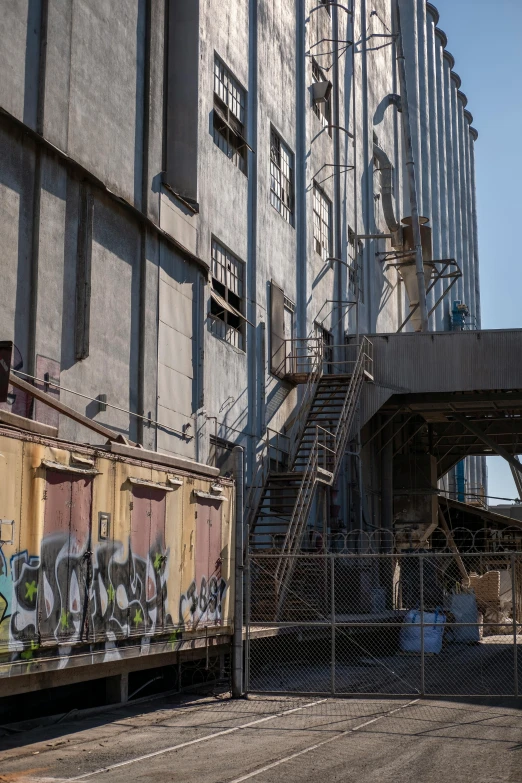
(373, 143, 400, 235)
(435, 27, 449, 329)
(394, 2, 429, 332)
(232, 446, 244, 698)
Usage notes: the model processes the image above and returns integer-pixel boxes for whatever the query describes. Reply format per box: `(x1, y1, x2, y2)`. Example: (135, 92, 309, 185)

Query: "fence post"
(331, 554, 335, 695)
(420, 555, 425, 697)
(232, 446, 244, 698)
(512, 554, 518, 698)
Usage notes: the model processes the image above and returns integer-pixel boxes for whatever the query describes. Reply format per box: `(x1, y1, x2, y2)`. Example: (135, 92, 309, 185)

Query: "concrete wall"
(0, 0, 484, 503)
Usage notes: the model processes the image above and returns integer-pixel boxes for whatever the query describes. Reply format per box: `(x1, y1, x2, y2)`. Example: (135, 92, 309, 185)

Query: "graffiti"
(89, 538, 171, 641)
(179, 575, 227, 629)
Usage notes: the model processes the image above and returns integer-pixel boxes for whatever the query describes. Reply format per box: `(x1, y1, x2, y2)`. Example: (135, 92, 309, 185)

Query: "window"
(283, 296, 295, 340)
(270, 129, 294, 224)
(313, 183, 332, 261)
(210, 436, 236, 477)
(315, 323, 334, 374)
(209, 239, 245, 350)
(312, 60, 332, 135)
(348, 227, 364, 303)
(213, 57, 248, 174)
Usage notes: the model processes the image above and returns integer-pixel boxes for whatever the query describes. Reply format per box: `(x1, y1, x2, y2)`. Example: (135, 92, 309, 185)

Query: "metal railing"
(274, 338, 373, 601)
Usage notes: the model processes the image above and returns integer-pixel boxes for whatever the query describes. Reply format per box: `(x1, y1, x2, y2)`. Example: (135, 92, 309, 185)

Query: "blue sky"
(429, 0, 522, 504)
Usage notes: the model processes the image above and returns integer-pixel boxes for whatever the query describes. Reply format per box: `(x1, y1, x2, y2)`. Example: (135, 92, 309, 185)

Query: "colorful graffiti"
(0, 536, 228, 661)
(0, 438, 233, 673)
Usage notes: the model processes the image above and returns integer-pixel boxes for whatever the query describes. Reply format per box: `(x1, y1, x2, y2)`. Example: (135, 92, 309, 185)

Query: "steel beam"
(451, 412, 522, 475)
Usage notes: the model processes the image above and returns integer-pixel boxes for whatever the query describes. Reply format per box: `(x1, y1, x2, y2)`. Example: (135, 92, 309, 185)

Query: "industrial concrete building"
(2, 0, 522, 701)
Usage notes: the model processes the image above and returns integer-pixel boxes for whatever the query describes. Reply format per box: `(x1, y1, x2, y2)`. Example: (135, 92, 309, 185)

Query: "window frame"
(209, 238, 246, 350)
(213, 55, 249, 175)
(313, 183, 332, 262)
(270, 127, 295, 225)
(312, 59, 332, 136)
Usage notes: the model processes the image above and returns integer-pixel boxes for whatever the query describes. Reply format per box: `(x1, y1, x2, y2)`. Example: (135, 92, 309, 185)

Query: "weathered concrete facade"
(0, 1, 484, 587)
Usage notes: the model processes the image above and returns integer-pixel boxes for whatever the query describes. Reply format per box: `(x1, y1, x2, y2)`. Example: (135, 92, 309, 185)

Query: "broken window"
(213, 56, 248, 174)
(312, 59, 332, 135)
(270, 128, 294, 225)
(209, 239, 246, 350)
(313, 183, 332, 261)
(209, 436, 236, 477)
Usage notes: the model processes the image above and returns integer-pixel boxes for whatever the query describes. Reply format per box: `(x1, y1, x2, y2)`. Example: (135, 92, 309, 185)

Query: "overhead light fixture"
(311, 80, 332, 104)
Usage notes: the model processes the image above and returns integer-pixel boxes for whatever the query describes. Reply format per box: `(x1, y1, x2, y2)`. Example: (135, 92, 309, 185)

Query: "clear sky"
(431, 0, 522, 505)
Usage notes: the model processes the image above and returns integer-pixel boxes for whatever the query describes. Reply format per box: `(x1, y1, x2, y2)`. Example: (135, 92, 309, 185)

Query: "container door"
(130, 485, 167, 636)
(39, 472, 92, 645)
(195, 497, 223, 626)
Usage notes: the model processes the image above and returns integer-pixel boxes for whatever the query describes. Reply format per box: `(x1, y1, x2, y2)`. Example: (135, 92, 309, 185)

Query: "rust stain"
(0, 768, 47, 782)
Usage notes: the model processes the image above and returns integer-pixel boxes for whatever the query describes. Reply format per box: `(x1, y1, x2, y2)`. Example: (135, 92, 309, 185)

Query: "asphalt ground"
(0, 693, 521, 783)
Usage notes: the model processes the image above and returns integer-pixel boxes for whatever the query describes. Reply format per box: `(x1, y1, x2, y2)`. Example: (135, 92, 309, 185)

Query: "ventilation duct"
(373, 143, 401, 244)
(399, 217, 435, 332)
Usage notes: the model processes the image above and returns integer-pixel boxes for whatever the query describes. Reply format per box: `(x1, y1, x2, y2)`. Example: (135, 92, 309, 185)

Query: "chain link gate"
(245, 548, 522, 697)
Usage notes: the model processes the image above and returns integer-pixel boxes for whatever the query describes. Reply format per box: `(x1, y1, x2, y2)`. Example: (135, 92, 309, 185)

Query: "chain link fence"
(246, 551, 522, 697)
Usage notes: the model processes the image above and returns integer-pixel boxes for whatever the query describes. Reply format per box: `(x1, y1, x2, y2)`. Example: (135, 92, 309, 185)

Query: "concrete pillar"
(106, 672, 129, 705)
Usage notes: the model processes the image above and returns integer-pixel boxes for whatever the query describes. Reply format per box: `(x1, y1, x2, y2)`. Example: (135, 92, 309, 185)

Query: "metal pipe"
(394, 2, 429, 332)
(232, 445, 244, 698)
(352, 0, 359, 343)
(512, 554, 518, 698)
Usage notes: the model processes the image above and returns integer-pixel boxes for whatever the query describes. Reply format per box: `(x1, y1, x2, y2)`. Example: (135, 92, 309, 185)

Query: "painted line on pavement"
(227, 699, 420, 783)
(64, 698, 328, 781)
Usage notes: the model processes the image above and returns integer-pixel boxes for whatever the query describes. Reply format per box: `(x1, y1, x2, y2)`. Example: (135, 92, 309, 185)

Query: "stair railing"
(274, 338, 373, 597)
(287, 337, 324, 466)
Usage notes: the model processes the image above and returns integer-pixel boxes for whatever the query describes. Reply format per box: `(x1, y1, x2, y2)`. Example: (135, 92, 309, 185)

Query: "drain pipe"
(232, 445, 244, 697)
(394, 1, 429, 332)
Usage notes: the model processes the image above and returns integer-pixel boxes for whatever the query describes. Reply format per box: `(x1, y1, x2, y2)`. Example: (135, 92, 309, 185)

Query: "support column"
(105, 672, 129, 705)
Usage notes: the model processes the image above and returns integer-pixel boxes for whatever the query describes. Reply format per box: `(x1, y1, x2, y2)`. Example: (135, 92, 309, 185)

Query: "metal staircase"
(246, 337, 373, 608)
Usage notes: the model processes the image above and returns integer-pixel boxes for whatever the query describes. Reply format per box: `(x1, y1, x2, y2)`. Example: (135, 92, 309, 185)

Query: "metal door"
(39, 472, 93, 645)
(130, 485, 167, 636)
(195, 498, 223, 626)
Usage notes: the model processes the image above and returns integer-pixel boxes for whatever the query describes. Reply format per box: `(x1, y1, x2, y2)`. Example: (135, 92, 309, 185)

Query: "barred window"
(209, 239, 245, 350)
(270, 129, 294, 224)
(312, 60, 332, 135)
(313, 184, 332, 261)
(348, 227, 364, 303)
(213, 57, 248, 174)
